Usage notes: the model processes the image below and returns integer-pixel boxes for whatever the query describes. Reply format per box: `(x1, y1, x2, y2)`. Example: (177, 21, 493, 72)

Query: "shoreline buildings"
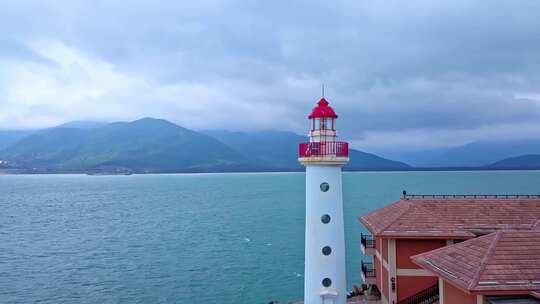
(359, 193, 540, 304)
(299, 97, 349, 304)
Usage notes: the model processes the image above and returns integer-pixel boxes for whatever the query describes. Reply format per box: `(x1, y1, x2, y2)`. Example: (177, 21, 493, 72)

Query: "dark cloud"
(1, 0, 540, 150)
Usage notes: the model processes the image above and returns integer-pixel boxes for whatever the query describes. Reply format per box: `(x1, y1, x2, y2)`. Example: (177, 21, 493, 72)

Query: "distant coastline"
(1, 166, 539, 175)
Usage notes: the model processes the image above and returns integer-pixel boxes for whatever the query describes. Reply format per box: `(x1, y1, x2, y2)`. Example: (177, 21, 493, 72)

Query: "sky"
(1, 0, 540, 152)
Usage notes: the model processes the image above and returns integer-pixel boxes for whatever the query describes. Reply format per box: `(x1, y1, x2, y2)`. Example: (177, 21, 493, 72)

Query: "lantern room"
(309, 97, 338, 133)
(299, 97, 349, 160)
(307, 97, 339, 144)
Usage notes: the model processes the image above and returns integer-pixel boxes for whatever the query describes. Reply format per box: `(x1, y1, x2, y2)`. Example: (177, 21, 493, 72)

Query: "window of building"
(322, 246, 332, 256)
(322, 278, 332, 287)
(314, 118, 321, 130)
(321, 214, 331, 224)
(320, 182, 330, 192)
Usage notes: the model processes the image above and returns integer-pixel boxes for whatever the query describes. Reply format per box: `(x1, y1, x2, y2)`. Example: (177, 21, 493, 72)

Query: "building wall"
(394, 239, 447, 302)
(382, 238, 388, 262)
(374, 253, 382, 288)
(397, 276, 438, 302)
(396, 239, 447, 269)
(374, 237, 388, 302)
(382, 265, 389, 302)
(443, 280, 476, 304)
(369, 238, 449, 304)
(375, 237, 383, 257)
(374, 237, 383, 295)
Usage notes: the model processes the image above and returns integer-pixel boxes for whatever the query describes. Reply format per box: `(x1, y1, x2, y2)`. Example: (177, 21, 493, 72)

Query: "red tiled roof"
(412, 231, 540, 293)
(359, 198, 540, 238)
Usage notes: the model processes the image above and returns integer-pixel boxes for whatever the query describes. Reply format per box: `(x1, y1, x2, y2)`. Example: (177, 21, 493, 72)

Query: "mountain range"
(378, 139, 540, 168)
(0, 118, 409, 173)
(201, 130, 410, 171)
(489, 154, 540, 170)
(1, 118, 539, 173)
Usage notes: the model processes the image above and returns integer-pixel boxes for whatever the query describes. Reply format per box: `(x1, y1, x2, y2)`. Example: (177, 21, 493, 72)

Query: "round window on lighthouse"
(321, 214, 331, 224)
(320, 182, 330, 192)
(322, 246, 332, 256)
(322, 278, 332, 287)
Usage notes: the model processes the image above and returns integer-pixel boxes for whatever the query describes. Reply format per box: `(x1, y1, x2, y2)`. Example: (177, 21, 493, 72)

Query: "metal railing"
(361, 261, 375, 278)
(361, 233, 375, 249)
(299, 141, 349, 158)
(397, 284, 439, 304)
(401, 190, 540, 199)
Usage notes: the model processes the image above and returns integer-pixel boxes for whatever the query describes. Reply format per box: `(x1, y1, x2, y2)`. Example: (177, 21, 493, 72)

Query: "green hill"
(0, 130, 34, 150)
(0, 127, 87, 168)
(0, 118, 250, 172)
(0, 118, 410, 173)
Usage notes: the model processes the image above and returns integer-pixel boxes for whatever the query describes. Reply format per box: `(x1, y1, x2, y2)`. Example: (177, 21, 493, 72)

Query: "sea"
(1, 171, 539, 304)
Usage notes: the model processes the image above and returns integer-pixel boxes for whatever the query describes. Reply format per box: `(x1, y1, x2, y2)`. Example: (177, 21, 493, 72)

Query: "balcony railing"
(299, 141, 349, 158)
(361, 261, 376, 279)
(401, 190, 540, 199)
(397, 284, 439, 304)
(361, 234, 375, 249)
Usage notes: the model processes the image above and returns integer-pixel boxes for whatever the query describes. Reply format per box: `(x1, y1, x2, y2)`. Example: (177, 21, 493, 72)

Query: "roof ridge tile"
(469, 230, 503, 290)
(359, 199, 411, 235)
(533, 218, 540, 230)
(377, 199, 413, 234)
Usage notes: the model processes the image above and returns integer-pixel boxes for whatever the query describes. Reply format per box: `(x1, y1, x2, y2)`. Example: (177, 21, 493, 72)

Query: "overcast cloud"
(1, 0, 540, 151)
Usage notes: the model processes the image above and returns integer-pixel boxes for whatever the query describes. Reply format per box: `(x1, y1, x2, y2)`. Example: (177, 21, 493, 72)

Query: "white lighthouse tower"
(299, 96, 349, 304)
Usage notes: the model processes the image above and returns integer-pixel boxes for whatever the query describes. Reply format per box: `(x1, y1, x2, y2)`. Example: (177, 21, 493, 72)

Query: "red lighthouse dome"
(308, 98, 338, 119)
(299, 96, 348, 160)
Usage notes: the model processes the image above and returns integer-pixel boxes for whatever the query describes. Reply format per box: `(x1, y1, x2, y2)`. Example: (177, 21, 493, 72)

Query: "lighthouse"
(299, 96, 349, 304)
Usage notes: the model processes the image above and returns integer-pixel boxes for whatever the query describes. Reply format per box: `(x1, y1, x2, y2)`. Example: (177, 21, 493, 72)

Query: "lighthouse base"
(304, 165, 347, 304)
(291, 295, 376, 304)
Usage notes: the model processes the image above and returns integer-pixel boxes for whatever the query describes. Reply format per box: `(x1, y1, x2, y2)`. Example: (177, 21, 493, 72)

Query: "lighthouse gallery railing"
(299, 141, 349, 158)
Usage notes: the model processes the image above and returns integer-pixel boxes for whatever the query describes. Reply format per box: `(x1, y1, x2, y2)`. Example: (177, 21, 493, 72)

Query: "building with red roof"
(412, 231, 540, 304)
(358, 193, 540, 304)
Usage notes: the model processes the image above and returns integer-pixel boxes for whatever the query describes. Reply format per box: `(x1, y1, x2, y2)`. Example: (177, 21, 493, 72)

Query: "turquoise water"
(1, 171, 539, 303)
